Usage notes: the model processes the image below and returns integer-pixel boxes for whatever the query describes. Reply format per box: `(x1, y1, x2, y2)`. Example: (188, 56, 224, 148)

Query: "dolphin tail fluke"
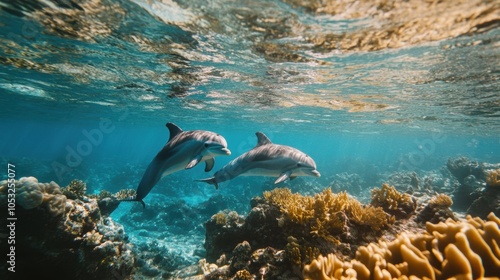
(120, 195, 146, 208)
(196, 177, 219, 190)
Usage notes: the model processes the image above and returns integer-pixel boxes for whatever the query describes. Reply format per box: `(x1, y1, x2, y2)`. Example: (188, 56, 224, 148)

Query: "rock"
(467, 188, 500, 219)
(447, 157, 484, 183)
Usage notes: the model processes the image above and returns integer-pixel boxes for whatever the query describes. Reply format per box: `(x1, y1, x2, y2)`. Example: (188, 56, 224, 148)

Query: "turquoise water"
(0, 0, 499, 277)
(0, 0, 499, 201)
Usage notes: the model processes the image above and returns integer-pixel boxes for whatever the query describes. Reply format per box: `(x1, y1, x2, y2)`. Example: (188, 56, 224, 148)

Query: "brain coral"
(303, 212, 500, 280)
(0, 176, 67, 216)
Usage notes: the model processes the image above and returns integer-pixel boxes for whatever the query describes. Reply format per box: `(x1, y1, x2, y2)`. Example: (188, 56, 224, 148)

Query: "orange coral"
(304, 212, 500, 280)
(263, 188, 391, 236)
(429, 193, 453, 209)
(371, 183, 416, 216)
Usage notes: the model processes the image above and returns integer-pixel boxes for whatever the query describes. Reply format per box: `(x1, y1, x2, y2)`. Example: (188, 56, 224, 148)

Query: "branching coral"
(429, 194, 453, 209)
(98, 189, 112, 200)
(304, 212, 500, 280)
(371, 183, 417, 217)
(263, 188, 391, 238)
(114, 188, 137, 200)
(486, 169, 500, 188)
(211, 210, 241, 227)
(62, 179, 87, 199)
(285, 236, 303, 266)
(213, 212, 228, 225)
(285, 236, 320, 268)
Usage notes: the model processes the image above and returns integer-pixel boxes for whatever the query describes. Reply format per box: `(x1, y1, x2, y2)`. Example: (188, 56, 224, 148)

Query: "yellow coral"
(213, 212, 228, 225)
(486, 169, 500, 188)
(263, 188, 391, 237)
(113, 188, 136, 200)
(304, 212, 500, 280)
(371, 184, 416, 216)
(233, 269, 253, 280)
(429, 194, 453, 209)
(62, 179, 87, 199)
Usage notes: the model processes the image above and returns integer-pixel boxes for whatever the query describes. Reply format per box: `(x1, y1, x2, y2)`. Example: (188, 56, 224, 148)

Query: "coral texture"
(486, 169, 500, 188)
(0, 177, 135, 279)
(202, 187, 407, 279)
(429, 193, 453, 208)
(370, 183, 417, 217)
(417, 194, 457, 224)
(62, 179, 87, 199)
(264, 187, 392, 236)
(446, 158, 500, 219)
(0, 176, 67, 216)
(303, 212, 500, 280)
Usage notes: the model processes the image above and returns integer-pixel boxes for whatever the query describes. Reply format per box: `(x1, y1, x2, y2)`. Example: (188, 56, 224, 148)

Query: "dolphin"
(197, 132, 320, 189)
(125, 122, 231, 207)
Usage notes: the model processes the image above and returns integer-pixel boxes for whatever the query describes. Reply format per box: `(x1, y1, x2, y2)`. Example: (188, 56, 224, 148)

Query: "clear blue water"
(0, 0, 499, 274)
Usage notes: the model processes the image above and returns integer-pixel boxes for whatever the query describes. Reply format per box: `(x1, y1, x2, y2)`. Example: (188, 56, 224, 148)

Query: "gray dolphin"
(126, 122, 231, 207)
(197, 132, 320, 189)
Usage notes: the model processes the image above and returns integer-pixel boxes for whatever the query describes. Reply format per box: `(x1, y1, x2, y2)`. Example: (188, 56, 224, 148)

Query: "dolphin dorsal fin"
(166, 122, 183, 141)
(255, 132, 272, 147)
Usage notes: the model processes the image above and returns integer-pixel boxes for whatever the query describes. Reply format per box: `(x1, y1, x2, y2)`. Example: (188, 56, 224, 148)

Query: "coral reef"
(303, 212, 500, 280)
(429, 193, 453, 208)
(447, 157, 486, 183)
(0, 176, 67, 216)
(62, 179, 87, 200)
(201, 187, 404, 279)
(370, 184, 417, 218)
(0, 177, 135, 279)
(384, 171, 421, 194)
(114, 188, 137, 200)
(329, 172, 365, 196)
(264, 187, 392, 236)
(451, 174, 482, 211)
(445, 157, 500, 218)
(201, 241, 294, 280)
(486, 169, 500, 188)
(417, 194, 457, 224)
(467, 190, 500, 220)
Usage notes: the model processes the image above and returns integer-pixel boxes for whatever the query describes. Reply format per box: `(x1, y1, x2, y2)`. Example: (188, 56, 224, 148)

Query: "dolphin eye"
(297, 163, 302, 167)
(204, 143, 209, 147)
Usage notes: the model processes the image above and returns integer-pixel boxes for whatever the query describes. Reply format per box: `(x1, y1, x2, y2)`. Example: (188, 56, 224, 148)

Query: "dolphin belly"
(139, 146, 204, 198)
(238, 168, 283, 177)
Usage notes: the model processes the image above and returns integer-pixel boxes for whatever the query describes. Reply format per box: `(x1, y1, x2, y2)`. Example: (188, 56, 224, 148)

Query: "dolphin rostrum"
(126, 122, 231, 207)
(197, 132, 320, 189)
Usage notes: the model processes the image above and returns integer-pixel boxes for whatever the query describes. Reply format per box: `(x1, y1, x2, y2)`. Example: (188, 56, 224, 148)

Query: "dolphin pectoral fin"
(205, 158, 215, 172)
(290, 175, 297, 180)
(275, 171, 292, 184)
(186, 155, 202, 169)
